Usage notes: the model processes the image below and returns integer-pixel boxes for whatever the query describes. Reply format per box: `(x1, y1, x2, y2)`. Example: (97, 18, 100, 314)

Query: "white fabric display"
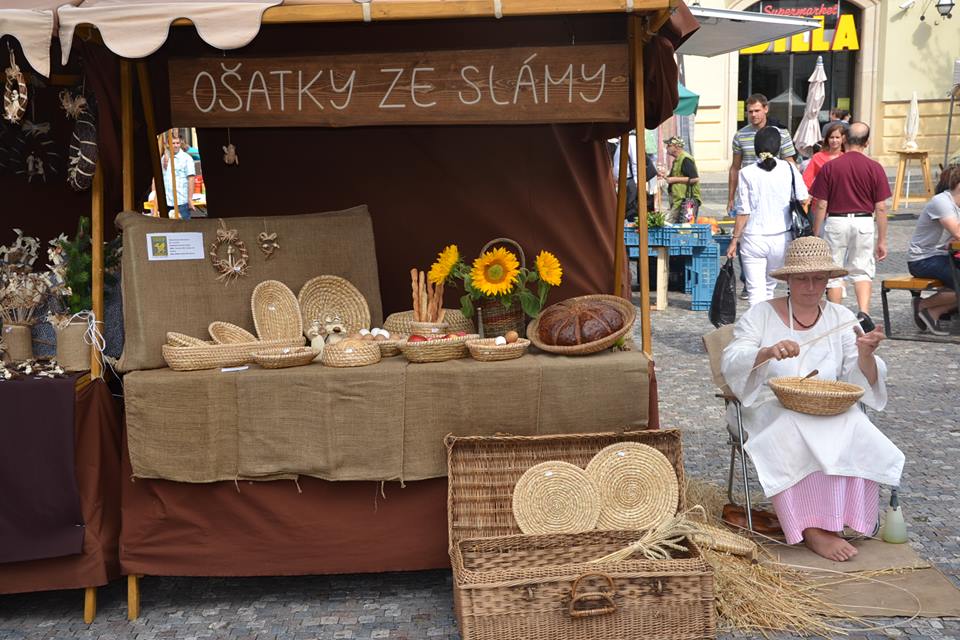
(720, 300, 904, 497)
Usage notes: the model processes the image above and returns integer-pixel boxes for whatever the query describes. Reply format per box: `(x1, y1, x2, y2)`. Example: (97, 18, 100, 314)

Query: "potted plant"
(427, 239, 563, 338)
(0, 229, 46, 362)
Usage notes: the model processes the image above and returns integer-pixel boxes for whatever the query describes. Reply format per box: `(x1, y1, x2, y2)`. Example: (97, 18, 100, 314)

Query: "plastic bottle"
(881, 488, 908, 544)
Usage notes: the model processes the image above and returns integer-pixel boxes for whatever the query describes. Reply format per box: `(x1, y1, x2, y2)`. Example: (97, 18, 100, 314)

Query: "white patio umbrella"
(903, 91, 920, 150)
(793, 56, 827, 156)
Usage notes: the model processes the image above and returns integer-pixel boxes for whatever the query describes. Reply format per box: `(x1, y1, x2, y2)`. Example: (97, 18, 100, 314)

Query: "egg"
(379, 330, 391, 339)
(359, 328, 371, 336)
(494, 336, 507, 346)
(504, 330, 519, 344)
(362, 333, 375, 341)
(374, 334, 387, 341)
(371, 328, 382, 336)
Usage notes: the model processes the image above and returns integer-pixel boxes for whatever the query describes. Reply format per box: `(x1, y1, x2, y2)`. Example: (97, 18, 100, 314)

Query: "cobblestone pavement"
(2, 216, 958, 639)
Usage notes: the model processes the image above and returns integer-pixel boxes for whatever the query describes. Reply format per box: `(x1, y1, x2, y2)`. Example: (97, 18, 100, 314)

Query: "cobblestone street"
(2, 216, 958, 639)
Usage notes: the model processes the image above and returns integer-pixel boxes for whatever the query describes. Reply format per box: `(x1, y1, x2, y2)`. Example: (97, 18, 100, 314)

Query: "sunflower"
(535, 250, 563, 287)
(428, 245, 459, 284)
(471, 247, 520, 297)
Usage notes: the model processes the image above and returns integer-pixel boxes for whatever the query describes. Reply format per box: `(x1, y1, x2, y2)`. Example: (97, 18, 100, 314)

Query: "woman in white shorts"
(726, 127, 808, 306)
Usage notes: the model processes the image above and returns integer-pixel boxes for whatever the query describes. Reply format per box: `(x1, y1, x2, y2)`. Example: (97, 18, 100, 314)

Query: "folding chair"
(702, 324, 756, 532)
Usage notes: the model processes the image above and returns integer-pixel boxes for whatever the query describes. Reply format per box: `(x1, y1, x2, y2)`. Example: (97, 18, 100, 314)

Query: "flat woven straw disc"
(251, 280, 303, 342)
(585, 442, 679, 531)
(298, 275, 371, 336)
(512, 461, 600, 535)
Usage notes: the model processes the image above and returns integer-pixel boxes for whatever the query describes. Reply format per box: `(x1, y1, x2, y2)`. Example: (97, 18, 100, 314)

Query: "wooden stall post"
(120, 60, 135, 211)
(136, 62, 168, 217)
(613, 132, 629, 296)
(165, 130, 179, 218)
(631, 15, 652, 355)
(127, 574, 140, 620)
(90, 165, 103, 378)
(83, 586, 97, 623)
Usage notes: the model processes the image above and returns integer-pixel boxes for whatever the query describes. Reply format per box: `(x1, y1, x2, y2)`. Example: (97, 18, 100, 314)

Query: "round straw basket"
(527, 295, 637, 356)
(209, 321, 257, 344)
(688, 521, 756, 557)
(512, 461, 600, 535)
(251, 280, 303, 342)
(3, 323, 33, 362)
(400, 334, 478, 363)
(321, 339, 381, 368)
(252, 346, 319, 369)
(768, 377, 864, 416)
(55, 321, 92, 372)
(384, 309, 476, 335)
(298, 275, 371, 336)
(585, 442, 679, 531)
(166, 332, 209, 347)
(162, 336, 306, 371)
(409, 321, 449, 337)
(376, 334, 407, 357)
(466, 337, 530, 362)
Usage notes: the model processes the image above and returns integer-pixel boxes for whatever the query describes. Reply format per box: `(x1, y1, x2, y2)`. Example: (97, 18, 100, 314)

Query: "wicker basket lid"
(298, 275, 371, 337)
(585, 442, 679, 531)
(251, 280, 303, 342)
(512, 461, 600, 535)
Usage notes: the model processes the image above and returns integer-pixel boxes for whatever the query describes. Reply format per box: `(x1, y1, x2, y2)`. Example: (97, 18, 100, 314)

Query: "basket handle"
(568, 572, 617, 619)
(480, 237, 526, 271)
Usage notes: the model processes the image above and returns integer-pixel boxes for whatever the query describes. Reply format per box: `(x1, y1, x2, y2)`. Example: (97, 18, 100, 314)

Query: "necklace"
(790, 300, 822, 329)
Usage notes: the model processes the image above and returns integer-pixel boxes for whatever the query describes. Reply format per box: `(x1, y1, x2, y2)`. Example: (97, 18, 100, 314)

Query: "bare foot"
(803, 528, 859, 562)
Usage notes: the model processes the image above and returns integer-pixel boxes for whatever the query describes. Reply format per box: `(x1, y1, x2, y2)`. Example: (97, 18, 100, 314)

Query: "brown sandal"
(722, 503, 782, 534)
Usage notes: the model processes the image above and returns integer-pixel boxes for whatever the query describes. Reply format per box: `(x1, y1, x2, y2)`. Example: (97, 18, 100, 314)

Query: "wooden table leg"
(921, 154, 934, 198)
(128, 575, 141, 621)
(655, 247, 668, 311)
(83, 587, 96, 624)
(893, 156, 907, 210)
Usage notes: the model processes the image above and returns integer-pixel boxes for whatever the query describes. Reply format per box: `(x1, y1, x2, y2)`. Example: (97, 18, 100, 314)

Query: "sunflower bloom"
(428, 245, 459, 284)
(471, 247, 520, 297)
(535, 250, 563, 287)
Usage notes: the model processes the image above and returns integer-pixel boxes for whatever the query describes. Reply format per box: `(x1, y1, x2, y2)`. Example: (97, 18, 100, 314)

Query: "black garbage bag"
(709, 258, 737, 328)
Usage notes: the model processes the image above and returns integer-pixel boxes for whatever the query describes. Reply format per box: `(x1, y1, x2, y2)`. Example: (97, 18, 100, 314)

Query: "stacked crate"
(624, 225, 719, 310)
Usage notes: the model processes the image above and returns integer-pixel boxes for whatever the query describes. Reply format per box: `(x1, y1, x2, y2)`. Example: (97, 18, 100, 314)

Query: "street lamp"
(936, 0, 954, 17)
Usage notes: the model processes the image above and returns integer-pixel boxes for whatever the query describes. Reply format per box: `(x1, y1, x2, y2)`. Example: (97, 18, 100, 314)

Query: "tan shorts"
(823, 215, 875, 287)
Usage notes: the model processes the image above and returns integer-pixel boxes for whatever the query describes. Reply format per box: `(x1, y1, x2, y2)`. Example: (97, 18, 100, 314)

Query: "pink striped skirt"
(771, 471, 880, 545)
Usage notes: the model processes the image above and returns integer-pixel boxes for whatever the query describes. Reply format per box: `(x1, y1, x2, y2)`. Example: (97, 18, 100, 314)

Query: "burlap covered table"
(124, 347, 650, 482)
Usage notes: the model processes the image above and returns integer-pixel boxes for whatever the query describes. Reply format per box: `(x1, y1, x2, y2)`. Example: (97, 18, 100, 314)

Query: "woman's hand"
(856, 327, 884, 358)
(763, 339, 800, 361)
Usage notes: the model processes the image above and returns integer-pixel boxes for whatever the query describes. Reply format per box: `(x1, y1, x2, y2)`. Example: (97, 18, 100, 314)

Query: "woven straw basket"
(377, 335, 407, 358)
(466, 337, 529, 362)
(251, 280, 303, 342)
(384, 309, 476, 335)
(768, 376, 864, 416)
(321, 339, 381, 368)
(298, 275, 371, 336)
(400, 334, 479, 363)
(409, 321, 449, 337)
(162, 336, 306, 371)
(166, 331, 208, 347)
(527, 294, 637, 356)
(688, 521, 756, 557)
(252, 346, 319, 369)
(209, 321, 257, 344)
(512, 461, 600, 535)
(585, 442, 680, 531)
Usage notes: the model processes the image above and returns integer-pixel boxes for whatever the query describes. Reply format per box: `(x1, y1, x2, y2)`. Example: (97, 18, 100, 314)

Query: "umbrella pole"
(946, 86, 959, 168)
(166, 130, 179, 218)
(631, 14, 652, 356)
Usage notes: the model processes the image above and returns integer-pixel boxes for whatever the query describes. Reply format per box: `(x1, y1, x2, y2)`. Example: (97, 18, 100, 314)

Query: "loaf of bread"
(537, 299, 625, 346)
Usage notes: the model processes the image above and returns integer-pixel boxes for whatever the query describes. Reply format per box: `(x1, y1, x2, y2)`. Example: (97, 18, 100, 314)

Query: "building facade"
(686, 0, 960, 172)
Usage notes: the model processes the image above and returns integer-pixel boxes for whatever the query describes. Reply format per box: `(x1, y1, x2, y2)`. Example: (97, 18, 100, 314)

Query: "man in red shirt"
(810, 122, 890, 314)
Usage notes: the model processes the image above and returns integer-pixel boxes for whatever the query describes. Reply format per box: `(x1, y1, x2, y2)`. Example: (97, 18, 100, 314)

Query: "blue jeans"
(177, 204, 191, 220)
(908, 255, 956, 287)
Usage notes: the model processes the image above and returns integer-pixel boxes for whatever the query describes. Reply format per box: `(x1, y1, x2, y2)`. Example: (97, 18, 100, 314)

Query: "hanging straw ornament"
(3, 48, 27, 125)
(258, 220, 279, 259)
(210, 219, 249, 283)
(223, 128, 238, 165)
(61, 87, 98, 191)
(16, 121, 61, 183)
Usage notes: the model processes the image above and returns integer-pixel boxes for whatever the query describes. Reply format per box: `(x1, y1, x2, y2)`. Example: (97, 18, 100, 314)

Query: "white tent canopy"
(0, 0, 80, 77)
(679, 6, 818, 58)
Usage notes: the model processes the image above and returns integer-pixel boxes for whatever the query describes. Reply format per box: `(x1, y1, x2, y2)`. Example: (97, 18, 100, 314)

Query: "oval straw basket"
(298, 275, 371, 336)
(166, 331, 208, 347)
(527, 294, 637, 356)
(209, 321, 257, 344)
(409, 321, 449, 337)
(466, 337, 530, 362)
(252, 346, 319, 369)
(400, 334, 479, 363)
(251, 280, 303, 342)
(384, 309, 476, 335)
(162, 336, 306, 371)
(377, 334, 407, 358)
(768, 376, 864, 416)
(321, 339, 381, 368)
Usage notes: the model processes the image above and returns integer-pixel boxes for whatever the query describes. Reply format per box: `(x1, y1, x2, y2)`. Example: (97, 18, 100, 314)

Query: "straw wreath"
(511, 461, 600, 535)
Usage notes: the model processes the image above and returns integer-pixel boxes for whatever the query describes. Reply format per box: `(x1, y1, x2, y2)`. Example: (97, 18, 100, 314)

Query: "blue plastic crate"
(714, 234, 733, 257)
(686, 254, 720, 311)
(648, 224, 713, 251)
(684, 245, 720, 293)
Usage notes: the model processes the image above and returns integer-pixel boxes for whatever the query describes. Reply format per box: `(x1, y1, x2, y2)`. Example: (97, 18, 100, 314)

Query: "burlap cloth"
(124, 347, 650, 482)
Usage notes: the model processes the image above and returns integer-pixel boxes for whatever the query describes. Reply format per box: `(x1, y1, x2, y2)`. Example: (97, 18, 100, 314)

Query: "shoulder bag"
(788, 165, 813, 238)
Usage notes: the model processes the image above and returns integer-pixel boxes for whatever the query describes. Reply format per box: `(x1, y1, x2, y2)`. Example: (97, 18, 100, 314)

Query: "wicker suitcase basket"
(446, 431, 715, 640)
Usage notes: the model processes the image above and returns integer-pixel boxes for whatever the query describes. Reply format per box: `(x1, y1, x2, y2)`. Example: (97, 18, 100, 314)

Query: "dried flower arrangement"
(0, 229, 49, 325)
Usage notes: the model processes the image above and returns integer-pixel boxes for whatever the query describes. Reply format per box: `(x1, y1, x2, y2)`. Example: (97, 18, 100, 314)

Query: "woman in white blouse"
(726, 126, 808, 307)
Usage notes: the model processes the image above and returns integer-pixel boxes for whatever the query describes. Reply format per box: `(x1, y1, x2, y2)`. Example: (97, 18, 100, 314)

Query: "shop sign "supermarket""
(169, 45, 628, 127)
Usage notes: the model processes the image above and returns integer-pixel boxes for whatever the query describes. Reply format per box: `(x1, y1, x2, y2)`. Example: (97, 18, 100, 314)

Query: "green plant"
(648, 209, 666, 228)
(49, 217, 121, 314)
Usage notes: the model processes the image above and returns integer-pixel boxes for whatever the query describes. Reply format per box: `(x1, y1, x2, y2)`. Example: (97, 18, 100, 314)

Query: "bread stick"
(410, 268, 420, 320)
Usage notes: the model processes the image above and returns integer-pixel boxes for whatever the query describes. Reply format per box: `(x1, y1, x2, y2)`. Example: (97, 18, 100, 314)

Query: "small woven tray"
(768, 376, 864, 416)
(298, 275, 371, 336)
(162, 336, 306, 371)
(251, 280, 303, 342)
(526, 294, 637, 356)
(166, 332, 208, 347)
(208, 321, 257, 344)
(409, 321, 449, 337)
(466, 338, 530, 362)
(384, 309, 476, 335)
(252, 346, 319, 369)
(377, 334, 407, 358)
(400, 334, 480, 363)
(321, 339, 381, 368)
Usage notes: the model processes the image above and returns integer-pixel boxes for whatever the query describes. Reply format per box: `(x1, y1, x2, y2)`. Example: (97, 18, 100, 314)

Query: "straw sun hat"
(769, 236, 848, 281)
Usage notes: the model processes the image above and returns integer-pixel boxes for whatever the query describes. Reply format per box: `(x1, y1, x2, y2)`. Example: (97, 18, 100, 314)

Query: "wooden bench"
(880, 276, 945, 339)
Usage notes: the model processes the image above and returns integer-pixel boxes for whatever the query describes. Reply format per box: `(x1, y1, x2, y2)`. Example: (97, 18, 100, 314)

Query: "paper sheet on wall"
(146, 232, 205, 261)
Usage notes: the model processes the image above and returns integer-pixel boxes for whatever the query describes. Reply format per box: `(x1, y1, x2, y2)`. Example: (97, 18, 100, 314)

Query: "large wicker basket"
(527, 295, 637, 356)
(768, 376, 864, 416)
(446, 431, 714, 640)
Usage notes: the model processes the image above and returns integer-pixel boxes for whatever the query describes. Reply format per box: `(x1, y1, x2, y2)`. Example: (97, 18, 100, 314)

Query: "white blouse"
(720, 299, 904, 496)
(736, 160, 808, 236)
